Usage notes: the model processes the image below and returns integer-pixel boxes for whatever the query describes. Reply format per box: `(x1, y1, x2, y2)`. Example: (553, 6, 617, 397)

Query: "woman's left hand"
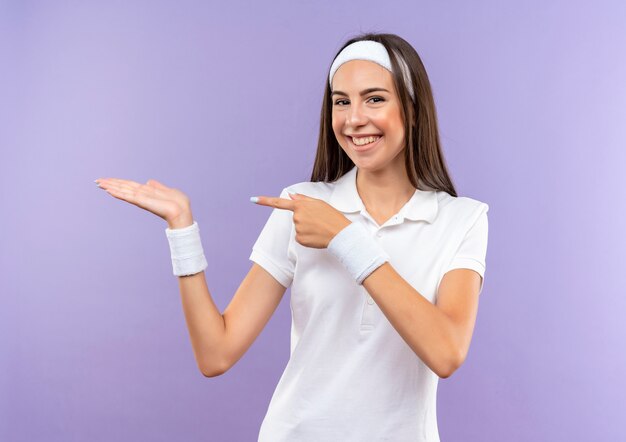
(252, 192, 352, 249)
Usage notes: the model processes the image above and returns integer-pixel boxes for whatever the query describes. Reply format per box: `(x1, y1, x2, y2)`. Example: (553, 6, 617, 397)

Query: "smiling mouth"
(351, 135, 381, 145)
(349, 135, 382, 152)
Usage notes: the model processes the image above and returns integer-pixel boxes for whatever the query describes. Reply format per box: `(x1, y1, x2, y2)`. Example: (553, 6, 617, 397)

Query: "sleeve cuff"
(249, 248, 293, 289)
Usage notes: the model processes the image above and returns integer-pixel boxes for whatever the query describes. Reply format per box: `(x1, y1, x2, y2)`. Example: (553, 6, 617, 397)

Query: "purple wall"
(2, 1, 625, 440)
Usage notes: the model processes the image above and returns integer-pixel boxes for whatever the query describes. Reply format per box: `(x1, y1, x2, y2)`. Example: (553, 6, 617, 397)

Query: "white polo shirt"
(249, 165, 489, 442)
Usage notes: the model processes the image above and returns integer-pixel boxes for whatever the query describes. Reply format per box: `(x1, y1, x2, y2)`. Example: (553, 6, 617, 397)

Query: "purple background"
(2, 1, 625, 440)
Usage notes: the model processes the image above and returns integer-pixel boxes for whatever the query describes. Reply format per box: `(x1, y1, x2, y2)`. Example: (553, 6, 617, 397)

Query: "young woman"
(95, 32, 489, 442)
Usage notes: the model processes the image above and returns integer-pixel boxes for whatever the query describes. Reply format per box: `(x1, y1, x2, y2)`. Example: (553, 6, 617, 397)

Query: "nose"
(346, 101, 368, 127)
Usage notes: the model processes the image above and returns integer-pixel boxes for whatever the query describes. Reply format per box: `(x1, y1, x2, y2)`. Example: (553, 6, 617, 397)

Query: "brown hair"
(309, 32, 458, 197)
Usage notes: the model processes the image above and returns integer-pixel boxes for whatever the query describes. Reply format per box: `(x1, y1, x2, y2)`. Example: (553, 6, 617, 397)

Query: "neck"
(355, 163, 415, 215)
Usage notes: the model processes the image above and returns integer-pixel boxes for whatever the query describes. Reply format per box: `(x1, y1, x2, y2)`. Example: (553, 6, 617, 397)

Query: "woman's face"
(331, 59, 406, 171)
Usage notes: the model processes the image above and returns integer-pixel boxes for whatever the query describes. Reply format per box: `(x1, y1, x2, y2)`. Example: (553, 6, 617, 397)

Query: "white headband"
(328, 40, 415, 101)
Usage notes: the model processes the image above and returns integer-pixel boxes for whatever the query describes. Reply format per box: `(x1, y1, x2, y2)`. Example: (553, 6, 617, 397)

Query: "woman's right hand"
(95, 177, 194, 229)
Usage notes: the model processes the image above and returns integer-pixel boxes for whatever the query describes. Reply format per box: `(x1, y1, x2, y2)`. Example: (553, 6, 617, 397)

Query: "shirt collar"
(328, 166, 439, 223)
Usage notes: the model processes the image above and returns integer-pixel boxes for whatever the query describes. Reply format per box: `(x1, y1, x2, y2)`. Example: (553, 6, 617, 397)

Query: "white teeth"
(352, 135, 381, 146)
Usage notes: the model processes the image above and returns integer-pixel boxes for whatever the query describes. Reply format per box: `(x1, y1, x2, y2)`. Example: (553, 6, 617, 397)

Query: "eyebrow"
(330, 87, 390, 97)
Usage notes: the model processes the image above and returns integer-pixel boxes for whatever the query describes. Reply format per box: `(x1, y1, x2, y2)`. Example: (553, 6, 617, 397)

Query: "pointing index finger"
(251, 196, 295, 211)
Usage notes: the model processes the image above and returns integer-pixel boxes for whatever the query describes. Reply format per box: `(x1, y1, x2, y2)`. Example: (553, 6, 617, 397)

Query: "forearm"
(177, 272, 227, 377)
(362, 263, 459, 378)
(168, 213, 226, 377)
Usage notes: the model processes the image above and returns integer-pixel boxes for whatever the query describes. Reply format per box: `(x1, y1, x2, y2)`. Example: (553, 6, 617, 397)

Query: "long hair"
(309, 32, 458, 197)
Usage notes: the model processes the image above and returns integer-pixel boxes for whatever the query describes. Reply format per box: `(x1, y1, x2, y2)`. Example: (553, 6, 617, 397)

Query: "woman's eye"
(334, 97, 384, 106)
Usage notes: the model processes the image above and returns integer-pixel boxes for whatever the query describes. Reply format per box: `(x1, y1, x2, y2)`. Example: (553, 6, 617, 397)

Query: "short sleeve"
(248, 188, 296, 289)
(442, 203, 489, 295)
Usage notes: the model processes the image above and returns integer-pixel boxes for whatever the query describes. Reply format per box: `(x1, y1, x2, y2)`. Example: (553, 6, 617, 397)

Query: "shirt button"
(367, 295, 374, 305)
(376, 232, 382, 238)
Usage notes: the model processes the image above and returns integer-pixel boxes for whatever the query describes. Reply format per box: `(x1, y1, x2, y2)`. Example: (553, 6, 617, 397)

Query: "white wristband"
(327, 221, 390, 285)
(165, 220, 208, 276)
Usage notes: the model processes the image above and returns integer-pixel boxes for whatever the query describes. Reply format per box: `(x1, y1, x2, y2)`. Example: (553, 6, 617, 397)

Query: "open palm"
(95, 177, 192, 226)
